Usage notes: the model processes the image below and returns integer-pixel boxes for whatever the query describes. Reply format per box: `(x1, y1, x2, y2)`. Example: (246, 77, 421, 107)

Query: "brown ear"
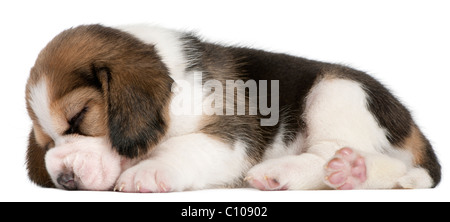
(26, 129, 55, 188)
(95, 50, 173, 158)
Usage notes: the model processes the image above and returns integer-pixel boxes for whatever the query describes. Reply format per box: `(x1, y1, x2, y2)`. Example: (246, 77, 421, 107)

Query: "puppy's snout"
(57, 172, 78, 190)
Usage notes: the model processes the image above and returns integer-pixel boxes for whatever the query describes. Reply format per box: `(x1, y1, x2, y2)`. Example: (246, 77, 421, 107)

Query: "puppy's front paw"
(63, 151, 121, 190)
(246, 159, 291, 191)
(45, 136, 122, 191)
(115, 160, 179, 193)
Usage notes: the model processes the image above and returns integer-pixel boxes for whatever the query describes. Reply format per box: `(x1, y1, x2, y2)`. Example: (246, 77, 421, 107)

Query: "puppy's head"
(25, 25, 173, 190)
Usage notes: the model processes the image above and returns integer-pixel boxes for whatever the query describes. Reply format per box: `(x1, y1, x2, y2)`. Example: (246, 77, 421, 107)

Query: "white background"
(0, 0, 449, 201)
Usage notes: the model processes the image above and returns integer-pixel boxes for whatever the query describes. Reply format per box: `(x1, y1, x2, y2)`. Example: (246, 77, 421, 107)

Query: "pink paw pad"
(246, 176, 288, 191)
(324, 147, 367, 190)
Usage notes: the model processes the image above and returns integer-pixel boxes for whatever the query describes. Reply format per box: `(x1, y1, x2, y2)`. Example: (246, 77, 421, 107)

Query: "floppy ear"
(26, 129, 55, 188)
(95, 50, 174, 158)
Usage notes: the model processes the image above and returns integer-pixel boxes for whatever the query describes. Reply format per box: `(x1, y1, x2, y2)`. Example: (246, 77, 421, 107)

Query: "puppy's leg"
(248, 78, 417, 190)
(324, 147, 436, 189)
(324, 147, 410, 189)
(115, 133, 250, 192)
(246, 141, 339, 190)
(246, 144, 409, 190)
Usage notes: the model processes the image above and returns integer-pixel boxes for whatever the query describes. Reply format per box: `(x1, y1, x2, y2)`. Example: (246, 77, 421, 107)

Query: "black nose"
(57, 173, 78, 190)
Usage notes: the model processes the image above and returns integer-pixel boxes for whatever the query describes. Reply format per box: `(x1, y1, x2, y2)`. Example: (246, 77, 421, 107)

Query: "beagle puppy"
(25, 24, 440, 191)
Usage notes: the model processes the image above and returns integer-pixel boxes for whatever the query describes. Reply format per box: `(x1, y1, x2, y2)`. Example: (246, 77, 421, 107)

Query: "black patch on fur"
(180, 33, 203, 71)
(194, 43, 277, 162)
(99, 66, 173, 158)
(193, 43, 324, 161)
(230, 47, 323, 144)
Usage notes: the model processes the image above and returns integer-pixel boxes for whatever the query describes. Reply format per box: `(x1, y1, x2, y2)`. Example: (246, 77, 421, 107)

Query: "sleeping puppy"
(25, 24, 441, 191)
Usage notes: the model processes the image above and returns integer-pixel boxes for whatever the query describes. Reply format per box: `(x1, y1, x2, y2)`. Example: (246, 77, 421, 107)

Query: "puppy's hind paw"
(324, 147, 367, 190)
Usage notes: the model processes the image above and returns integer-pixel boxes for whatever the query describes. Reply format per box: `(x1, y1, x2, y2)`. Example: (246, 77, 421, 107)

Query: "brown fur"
(25, 25, 174, 187)
(401, 124, 441, 185)
(403, 125, 426, 165)
(26, 130, 54, 188)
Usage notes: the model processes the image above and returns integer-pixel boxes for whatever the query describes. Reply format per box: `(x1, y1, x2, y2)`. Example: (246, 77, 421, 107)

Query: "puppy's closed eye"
(64, 106, 88, 135)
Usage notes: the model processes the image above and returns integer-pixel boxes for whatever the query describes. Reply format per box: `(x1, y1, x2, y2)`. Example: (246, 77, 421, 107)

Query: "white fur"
(166, 72, 204, 137)
(304, 78, 391, 153)
(116, 24, 187, 80)
(29, 80, 59, 140)
(116, 133, 252, 192)
(262, 124, 303, 161)
(398, 167, 433, 188)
